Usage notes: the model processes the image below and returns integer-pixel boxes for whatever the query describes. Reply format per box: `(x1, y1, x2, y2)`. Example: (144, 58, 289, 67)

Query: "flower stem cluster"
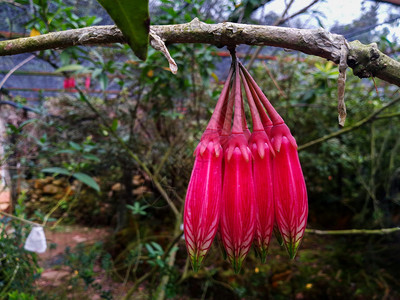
(184, 54, 308, 273)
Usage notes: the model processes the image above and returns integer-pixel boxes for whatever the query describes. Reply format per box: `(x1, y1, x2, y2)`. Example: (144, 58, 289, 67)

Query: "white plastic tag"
(24, 226, 47, 254)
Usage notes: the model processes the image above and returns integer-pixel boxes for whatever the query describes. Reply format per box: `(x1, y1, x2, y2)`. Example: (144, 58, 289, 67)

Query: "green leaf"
(145, 243, 155, 255)
(19, 119, 37, 129)
(7, 124, 18, 133)
(151, 242, 163, 253)
(99, 73, 108, 90)
(72, 172, 100, 192)
(55, 149, 76, 154)
(69, 141, 82, 151)
(82, 154, 101, 162)
(97, 0, 149, 60)
(42, 167, 71, 176)
(111, 119, 118, 132)
(55, 64, 84, 73)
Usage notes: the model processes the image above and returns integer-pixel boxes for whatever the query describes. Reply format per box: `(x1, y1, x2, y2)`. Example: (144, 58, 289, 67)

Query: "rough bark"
(1, 19, 399, 86)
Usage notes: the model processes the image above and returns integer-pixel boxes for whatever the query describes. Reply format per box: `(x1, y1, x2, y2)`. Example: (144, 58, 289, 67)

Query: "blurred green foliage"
(0, 194, 42, 299)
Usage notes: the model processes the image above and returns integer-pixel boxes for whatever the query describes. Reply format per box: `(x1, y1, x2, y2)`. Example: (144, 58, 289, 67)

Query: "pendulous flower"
(184, 52, 308, 271)
(220, 62, 256, 272)
(183, 66, 233, 271)
(240, 63, 308, 258)
(240, 68, 274, 263)
(272, 135, 308, 258)
(184, 140, 223, 271)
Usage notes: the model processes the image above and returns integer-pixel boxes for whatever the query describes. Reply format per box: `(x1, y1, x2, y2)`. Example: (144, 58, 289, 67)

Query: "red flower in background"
(85, 76, 91, 90)
(63, 77, 75, 89)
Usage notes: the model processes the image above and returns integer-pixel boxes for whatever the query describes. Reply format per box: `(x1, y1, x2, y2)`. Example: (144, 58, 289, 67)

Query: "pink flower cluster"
(184, 57, 308, 273)
(63, 77, 76, 89)
(63, 76, 91, 90)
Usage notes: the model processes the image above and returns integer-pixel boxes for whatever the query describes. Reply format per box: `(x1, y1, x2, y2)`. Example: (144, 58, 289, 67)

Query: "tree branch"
(306, 227, 400, 235)
(1, 19, 400, 86)
(298, 96, 400, 151)
(0, 100, 41, 114)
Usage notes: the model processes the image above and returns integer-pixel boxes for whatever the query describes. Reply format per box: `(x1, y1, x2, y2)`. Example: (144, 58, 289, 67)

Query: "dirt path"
(35, 226, 135, 300)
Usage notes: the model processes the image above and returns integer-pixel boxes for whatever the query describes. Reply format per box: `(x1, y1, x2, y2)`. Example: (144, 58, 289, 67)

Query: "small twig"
(155, 222, 183, 300)
(122, 230, 183, 300)
(0, 54, 35, 90)
(0, 211, 43, 227)
(0, 264, 19, 297)
(149, 29, 177, 74)
(76, 87, 179, 217)
(153, 134, 182, 178)
(306, 227, 400, 235)
(337, 42, 349, 126)
(372, 77, 380, 96)
(41, 185, 73, 227)
(375, 112, 400, 119)
(0, 100, 42, 114)
(247, 0, 319, 69)
(279, 0, 320, 24)
(262, 62, 287, 98)
(275, 0, 295, 24)
(50, 184, 82, 229)
(298, 96, 400, 151)
(122, 267, 155, 300)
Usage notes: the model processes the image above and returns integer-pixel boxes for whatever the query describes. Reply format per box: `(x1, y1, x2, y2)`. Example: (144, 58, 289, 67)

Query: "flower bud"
(184, 141, 222, 271)
(272, 136, 308, 258)
(220, 145, 256, 273)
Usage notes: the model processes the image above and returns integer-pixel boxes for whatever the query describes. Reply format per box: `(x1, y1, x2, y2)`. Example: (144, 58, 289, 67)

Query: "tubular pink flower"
(251, 138, 274, 263)
(183, 66, 234, 271)
(184, 141, 222, 271)
(241, 68, 274, 263)
(220, 61, 256, 272)
(208, 67, 234, 132)
(240, 62, 307, 259)
(272, 136, 308, 259)
(239, 63, 297, 152)
(241, 93, 251, 141)
(249, 82, 273, 137)
(239, 63, 283, 125)
(197, 66, 234, 156)
(219, 69, 236, 148)
(220, 146, 256, 273)
(185, 54, 309, 271)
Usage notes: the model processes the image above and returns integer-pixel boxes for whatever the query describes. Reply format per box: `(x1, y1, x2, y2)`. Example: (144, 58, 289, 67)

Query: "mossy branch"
(0, 19, 399, 86)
